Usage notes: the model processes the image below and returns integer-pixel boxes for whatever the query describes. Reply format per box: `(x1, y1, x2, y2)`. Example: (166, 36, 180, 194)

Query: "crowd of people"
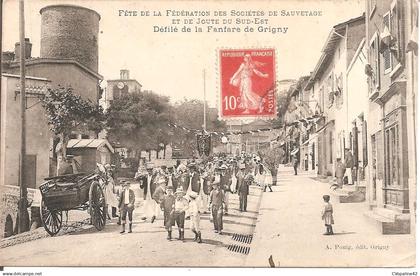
(99, 153, 276, 242)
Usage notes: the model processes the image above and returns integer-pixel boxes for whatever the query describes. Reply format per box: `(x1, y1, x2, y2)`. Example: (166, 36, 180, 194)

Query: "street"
(246, 167, 416, 267)
(0, 182, 263, 267)
(0, 167, 415, 267)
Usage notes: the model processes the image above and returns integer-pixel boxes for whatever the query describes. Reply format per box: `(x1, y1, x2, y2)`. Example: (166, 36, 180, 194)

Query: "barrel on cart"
(38, 172, 106, 236)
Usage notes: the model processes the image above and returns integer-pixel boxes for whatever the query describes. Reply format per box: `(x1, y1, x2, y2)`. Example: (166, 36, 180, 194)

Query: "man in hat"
(344, 148, 354, 184)
(118, 181, 135, 234)
(139, 162, 159, 223)
(209, 181, 225, 234)
(160, 185, 175, 240)
(218, 164, 231, 215)
(188, 191, 202, 243)
(335, 157, 346, 189)
(176, 163, 190, 193)
(173, 187, 189, 240)
(292, 152, 299, 175)
(153, 175, 167, 205)
(188, 162, 201, 194)
(236, 163, 250, 212)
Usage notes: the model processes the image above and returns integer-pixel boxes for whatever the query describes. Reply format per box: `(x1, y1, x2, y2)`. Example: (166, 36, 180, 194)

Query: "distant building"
(222, 119, 278, 155)
(101, 69, 143, 110)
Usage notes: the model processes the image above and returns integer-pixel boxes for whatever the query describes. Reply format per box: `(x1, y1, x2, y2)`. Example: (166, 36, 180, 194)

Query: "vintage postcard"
(0, 0, 417, 271)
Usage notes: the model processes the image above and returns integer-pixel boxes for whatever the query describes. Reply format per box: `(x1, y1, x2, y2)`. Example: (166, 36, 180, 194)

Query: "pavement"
(245, 167, 416, 267)
(0, 168, 415, 267)
(0, 181, 263, 267)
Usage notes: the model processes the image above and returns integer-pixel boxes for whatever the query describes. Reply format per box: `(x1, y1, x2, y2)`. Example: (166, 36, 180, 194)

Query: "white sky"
(2, 0, 364, 107)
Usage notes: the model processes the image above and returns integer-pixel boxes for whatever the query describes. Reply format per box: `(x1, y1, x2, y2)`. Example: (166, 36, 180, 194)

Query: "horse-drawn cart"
(39, 172, 106, 236)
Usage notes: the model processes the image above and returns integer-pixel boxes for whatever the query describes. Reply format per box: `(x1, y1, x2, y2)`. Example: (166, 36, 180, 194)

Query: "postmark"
(219, 48, 276, 118)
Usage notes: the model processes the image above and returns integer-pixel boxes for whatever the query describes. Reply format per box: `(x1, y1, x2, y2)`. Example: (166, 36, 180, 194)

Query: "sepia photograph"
(0, 0, 418, 273)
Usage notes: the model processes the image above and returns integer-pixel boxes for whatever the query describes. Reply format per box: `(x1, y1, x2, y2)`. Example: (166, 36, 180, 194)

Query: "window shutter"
(383, 13, 392, 71)
(375, 34, 381, 89)
(396, 0, 404, 63)
(362, 121, 368, 167)
(352, 126, 359, 166)
(376, 130, 384, 180)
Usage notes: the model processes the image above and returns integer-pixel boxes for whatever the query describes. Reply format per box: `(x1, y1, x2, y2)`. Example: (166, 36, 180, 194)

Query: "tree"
(259, 145, 285, 185)
(41, 87, 105, 174)
(172, 99, 227, 158)
(106, 91, 173, 158)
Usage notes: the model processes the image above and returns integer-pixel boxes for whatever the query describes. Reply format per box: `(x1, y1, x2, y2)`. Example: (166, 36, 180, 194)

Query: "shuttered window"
(383, 12, 392, 73)
(362, 120, 368, 167)
(390, 0, 404, 66)
(369, 33, 380, 95)
(376, 130, 384, 180)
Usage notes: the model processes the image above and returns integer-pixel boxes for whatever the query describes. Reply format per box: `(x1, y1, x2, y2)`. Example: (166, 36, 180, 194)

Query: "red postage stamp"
(219, 49, 276, 118)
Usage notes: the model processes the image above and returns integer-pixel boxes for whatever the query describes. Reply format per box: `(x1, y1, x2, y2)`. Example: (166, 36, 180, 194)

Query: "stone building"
(101, 69, 143, 110)
(0, 4, 103, 237)
(363, 0, 418, 234)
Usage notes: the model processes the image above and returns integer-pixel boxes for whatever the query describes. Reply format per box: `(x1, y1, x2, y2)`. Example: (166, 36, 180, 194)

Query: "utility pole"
(203, 69, 206, 131)
(18, 0, 27, 234)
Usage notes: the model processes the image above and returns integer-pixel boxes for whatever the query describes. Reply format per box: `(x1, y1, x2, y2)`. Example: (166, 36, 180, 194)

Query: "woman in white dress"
(230, 54, 269, 114)
(262, 163, 273, 192)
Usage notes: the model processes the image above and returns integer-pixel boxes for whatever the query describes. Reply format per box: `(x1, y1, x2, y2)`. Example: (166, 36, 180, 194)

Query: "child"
(188, 191, 202, 243)
(160, 186, 175, 240)
(173, 187, 189, 240)
(321, 195, 334, 235)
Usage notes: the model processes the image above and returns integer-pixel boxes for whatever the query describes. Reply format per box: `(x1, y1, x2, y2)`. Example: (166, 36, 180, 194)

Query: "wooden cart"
(38, 172, 106, 236)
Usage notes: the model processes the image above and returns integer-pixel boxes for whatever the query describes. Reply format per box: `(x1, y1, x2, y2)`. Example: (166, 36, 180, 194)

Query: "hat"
(188, 191, 198, 199)
(212, 180, 221, 187)
(156, 175, 166, 185)
(121, 181, 130, 187)
(187, 162, 197, 168)
(239, 163, 246, 169)
(175, 186, 185, 195)
(146, 162, 154, 169)
(219, 164, 228, 170)
(177, 164, 187, 172)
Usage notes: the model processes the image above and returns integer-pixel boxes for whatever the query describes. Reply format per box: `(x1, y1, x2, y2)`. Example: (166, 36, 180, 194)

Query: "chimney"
(120, 69, 129, 80)
(14, 38, 32, 60)
(2, 51, 15, 62)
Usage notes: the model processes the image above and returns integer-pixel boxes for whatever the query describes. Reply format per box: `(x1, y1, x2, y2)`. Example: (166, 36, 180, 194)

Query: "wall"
(0, 75, 50, 238)
(6, 62, 100, 102)
(1, 75, 51, 188)
(346, 40, 370, 186)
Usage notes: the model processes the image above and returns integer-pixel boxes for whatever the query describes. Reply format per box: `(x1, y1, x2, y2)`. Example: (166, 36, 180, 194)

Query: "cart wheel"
(89, 180, 106, 231)
(40, 199, 62, 236)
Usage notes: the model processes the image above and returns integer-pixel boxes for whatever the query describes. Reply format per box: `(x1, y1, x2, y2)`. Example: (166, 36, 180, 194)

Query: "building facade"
(364, 0, 417, 234)
(305, 15, 366, 178)
(0, 74, 51, 238)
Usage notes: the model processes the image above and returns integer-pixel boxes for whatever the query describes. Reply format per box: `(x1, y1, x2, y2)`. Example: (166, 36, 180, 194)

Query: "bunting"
(167, 114, 322, 141)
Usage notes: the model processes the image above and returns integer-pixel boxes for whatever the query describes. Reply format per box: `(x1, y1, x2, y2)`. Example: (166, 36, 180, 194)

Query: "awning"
(315, 119, 335, 134)
(67, 139, 115, 153)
